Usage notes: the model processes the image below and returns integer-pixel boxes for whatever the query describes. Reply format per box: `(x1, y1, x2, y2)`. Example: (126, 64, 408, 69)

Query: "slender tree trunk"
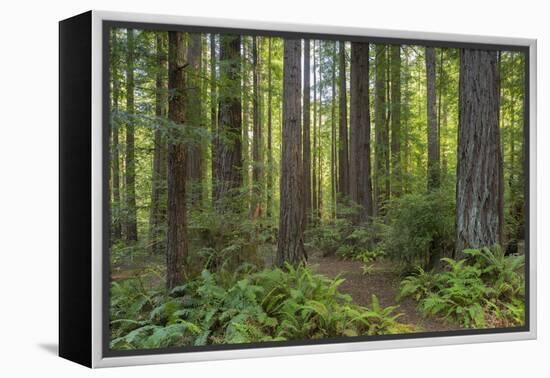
(242, 37, 251, 210)
(331, 43, 337, 217)
(124, 29, 138, 242)
(312, 40, 318, 219)
(338, 41, 349, 199)
(166, 31, 188, 290)
(266, 37, 274, 219)
(426, 47, 440, 190)
(149, 32, 168, 254)
(318, 43, 324, 218)
(111, 31, 122, 241)
(456, 49, 503, 258)
(390, 45, 401, 197)
(185, 33, 203, 206)
(277, 38, 305, 266)
(303, 39, 312, 225)
(251, 36, 263, 219)
(350, 42, 373, 221)
(213, 35, 242, 210)
(210, 34, 218, 202)
(374, 45, 388, 215)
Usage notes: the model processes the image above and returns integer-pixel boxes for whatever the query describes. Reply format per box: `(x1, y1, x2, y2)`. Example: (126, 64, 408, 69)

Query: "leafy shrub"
(110, 265, 413, 349)
(399, 246, 525, 328)
(383, 189, 455, 267)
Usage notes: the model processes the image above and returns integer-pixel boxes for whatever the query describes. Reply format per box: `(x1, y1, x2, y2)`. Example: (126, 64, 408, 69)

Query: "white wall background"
(0, 0, 546, 376)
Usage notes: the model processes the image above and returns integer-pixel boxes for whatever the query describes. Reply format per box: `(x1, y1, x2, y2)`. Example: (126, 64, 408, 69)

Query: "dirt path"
(309, 252, 461, 333)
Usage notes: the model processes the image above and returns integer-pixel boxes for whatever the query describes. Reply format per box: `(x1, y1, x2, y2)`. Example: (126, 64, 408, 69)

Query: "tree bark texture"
(251, 36, 263, 219)
(374, 44, 389, 215)
(149, 32, 168, 254)
(125, 28, 138, 242)
(426, 46, 440, 190)
(186, 33, 204, 205)
(111, 30, 122, 241)
(350, 42, 373, 222)
(166, 31, 189, 290)
(213, 35, 242, 210)
(390, 45, 402, 197)
(456, 49, 503, 258)
(277, 39, 306, 266)
(338, 41, 350, 197)
(303, 39, 312, 224)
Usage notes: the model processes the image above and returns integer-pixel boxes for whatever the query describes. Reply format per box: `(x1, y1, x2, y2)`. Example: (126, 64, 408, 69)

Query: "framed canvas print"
(59, 10, 537, 368)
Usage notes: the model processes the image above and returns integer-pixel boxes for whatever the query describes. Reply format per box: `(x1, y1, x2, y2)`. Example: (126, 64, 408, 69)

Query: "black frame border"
(101, 19, 531, 359)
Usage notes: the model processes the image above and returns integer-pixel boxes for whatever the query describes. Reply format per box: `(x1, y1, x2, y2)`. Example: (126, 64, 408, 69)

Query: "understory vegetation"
(399, 246, 525, 328)
(111, 264, 413, 349)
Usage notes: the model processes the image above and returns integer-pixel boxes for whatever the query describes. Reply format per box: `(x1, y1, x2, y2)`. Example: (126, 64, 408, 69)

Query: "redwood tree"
(166, 31, 188, 290)
(456, 49, 503, 258)
(213, 35, 242, 210)
(125, 28, 138, 242)
(338, 41, 349, 197)
(426, 46, 440, 190)
(349, 42, 373, 221)
(277, 38, 305, 266)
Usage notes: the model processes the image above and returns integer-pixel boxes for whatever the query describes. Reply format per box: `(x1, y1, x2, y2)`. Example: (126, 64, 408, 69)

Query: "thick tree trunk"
(186, 33, 204, 205)
(111, 31, 122, 241)
(390, 45, 401, 197)
(125, 28, 138, 242)
(251, 36, 263, 219)
(149, 32, 168, 254)
(456, 49, 503, 258)
(338, 41, 349, 198)
(166, 31, 188, 290)
(374, 45, 389, 215)
(277, 39, 306, 266)
(350, 42, 373, 222)
(303, 39, 312, 225)
(213, 35, 242, 210)
(426, 46, 440, 190)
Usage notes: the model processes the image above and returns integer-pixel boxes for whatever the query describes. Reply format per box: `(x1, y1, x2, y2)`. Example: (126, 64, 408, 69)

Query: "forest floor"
(112, 244, 463, 333)
(308, 250, 461, 332)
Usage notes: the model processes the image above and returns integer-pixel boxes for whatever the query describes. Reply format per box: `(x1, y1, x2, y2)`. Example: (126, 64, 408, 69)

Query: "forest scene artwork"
(107, 25, 527, 351)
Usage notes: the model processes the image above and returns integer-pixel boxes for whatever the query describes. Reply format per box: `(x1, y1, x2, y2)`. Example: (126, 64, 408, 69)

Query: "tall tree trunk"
(331, 43, 337, 217)
(149, 32, 168, 254)
(312, 40, 318, 219)
(242, 37, 251, 210)
(185, 33, 203, 205)
(456, 49, 503, 258)
(277, 39, 305, 266)
(166, 31, 188, 290)
(426, 47, 440, 190)
(111, 30, 122, 241)
(338, 41, 349, 198)
(266, 37, 274, 218)
(374, 45, 388, 215)
(251, 36, 263, 219)
(124, 29, 138, 242)
(303, 39, 312, 225)
(318, 43, 324, 218)
(350, 42, 373, 222)
(390, 45, 401, 197)
(210, 34, 218, 201)
(213, 35, 242, 210)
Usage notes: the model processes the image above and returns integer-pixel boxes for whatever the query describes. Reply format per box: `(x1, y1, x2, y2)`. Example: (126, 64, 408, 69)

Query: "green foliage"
(111, 265, 412, 349)
(383, 189, 455, 267)
(399, 246, 525, 328)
